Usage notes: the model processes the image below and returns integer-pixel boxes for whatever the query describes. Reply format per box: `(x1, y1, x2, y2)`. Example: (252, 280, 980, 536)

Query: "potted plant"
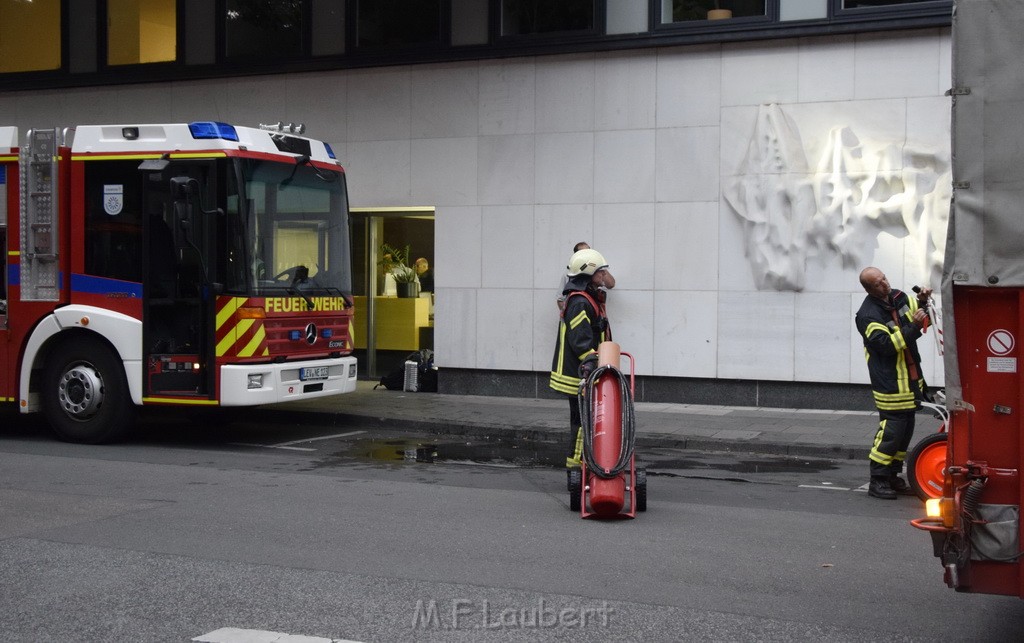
(379, 243, 419, 298)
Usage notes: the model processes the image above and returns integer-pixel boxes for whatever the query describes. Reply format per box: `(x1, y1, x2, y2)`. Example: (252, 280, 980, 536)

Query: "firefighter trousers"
(565, 394, 583, 468)
(869, 410, 916, 478)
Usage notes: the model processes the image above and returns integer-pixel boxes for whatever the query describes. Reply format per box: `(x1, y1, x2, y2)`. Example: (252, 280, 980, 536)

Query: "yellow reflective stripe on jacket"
(568, 309, 589, 330)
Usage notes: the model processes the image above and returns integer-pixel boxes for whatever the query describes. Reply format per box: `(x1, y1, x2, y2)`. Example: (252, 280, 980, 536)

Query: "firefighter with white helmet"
(550, 248, 615, 481)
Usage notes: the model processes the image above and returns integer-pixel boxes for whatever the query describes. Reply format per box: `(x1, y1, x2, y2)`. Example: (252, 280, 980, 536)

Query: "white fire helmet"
(566, 249, 609, 277)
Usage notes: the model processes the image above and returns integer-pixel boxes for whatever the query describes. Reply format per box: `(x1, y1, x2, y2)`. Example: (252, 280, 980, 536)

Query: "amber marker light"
(925, 498, 942, 518)
(237, 307, 266, 319)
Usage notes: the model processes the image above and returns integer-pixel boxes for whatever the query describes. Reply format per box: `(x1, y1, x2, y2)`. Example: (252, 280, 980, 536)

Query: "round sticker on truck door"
(987, 329, 1015, 356)
(986, 329, 1017, 373)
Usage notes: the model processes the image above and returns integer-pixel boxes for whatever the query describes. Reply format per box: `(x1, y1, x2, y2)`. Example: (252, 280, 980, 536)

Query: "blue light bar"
(189, 121, 239, 142)
(322, 328, 333, 338)
(289, 330, 301, 341)
(324, 143, 337, 159)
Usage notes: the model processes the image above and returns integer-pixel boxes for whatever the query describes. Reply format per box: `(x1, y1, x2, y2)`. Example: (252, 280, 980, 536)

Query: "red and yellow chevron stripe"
(216, 296, 270, 358)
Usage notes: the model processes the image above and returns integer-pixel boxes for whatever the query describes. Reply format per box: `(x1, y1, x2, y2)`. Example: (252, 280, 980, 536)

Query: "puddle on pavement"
(320, 435, 839, 476)
(338, 436, 566, 468)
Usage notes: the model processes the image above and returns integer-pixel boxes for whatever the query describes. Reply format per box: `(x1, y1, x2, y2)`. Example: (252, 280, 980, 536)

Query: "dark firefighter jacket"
(855, 289, 926, 412)
(549, 281, 609, 396)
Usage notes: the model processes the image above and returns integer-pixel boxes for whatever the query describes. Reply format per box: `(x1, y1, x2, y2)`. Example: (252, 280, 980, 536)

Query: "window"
(660, 0, 766, 24)
(501, 0, 595, 36)
(0, 0, 61, 73)
(356, 0, 443, 49)
(844, 0, 936, 6)
(224, 0, 304, 59)
(84, 161, 143, 283)
(107, 0, 177, 66)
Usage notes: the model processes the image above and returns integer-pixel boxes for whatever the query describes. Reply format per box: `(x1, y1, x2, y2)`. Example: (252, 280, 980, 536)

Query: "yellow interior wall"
(108, 0, 176, 66)
(0, 0, 61, 73)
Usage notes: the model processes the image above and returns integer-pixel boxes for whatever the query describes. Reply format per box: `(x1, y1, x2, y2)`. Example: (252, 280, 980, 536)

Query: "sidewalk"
(259, 381, 895, 460)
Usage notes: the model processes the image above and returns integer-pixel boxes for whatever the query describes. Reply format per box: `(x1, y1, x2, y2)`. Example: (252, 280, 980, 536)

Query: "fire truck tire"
(41, 336, 135, 444)
(907, 431, 947, 501)
(568, 469, 582, 512)
(635, 468, 648, 512)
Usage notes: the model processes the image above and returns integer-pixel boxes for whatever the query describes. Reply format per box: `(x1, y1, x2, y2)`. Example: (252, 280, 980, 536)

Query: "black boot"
(889, 475, 913, 495)
(868, 477, 897, 500)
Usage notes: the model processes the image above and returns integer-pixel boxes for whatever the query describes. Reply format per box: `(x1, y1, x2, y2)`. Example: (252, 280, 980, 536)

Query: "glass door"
(350, 208, 435, 379)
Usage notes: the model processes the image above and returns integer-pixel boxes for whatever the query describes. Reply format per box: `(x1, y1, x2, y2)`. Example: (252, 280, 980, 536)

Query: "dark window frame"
(831, 0, 953, 22)
(349, 0, 450, 53)
(0, 0, 954, 92)
(216, 0, 314, 64)
(494, 0, 604, 42)
(650, 0, 777, 34)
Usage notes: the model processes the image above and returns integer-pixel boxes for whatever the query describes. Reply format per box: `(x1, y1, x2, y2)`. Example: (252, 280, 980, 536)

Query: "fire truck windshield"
(226, 157, 352, 298)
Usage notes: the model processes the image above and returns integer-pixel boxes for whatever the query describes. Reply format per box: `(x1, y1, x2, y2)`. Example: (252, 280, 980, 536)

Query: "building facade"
(0, 0, 954, 409)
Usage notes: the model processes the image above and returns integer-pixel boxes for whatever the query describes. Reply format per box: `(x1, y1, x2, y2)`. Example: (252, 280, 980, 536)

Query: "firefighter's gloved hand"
(579, 354, 598, 380)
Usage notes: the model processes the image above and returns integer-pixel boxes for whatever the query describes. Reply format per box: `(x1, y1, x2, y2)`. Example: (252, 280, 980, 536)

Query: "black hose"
(577, 364, 636, 479)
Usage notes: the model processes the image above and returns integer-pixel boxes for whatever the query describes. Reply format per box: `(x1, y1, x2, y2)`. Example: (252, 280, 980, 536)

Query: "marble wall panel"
(478, 134, 535, 206)
(479, 59, 536, 136)
(345, 139, 411, 206)
(797, 35, 855, 103)
(854, 30, 944, 100)
(434, 287, 477, 368)
(594, 202, 655, 291)
(411, 137, 478, 206)
(410, 65, 480, 139)
(795, 293, 851, 382)
(718, 291, 796, 380)
(535, 54, 595, 134)
(653, 290, 718, 377)
(347, 69, 411, 141)
(535, 132, 595, 204)
(595, 50, 657, 131)
(656, 126, 720, 203)
(435, 206, 482, 289)
(533, 204, 594, 290)
(655, 45, 721, 128)
(477, 288, 534, 370)
(721, 40, 799, 107)
(595, 129, 656, 203)
(654, 202, 719, 291)
(481, 205, 535, 289)
(605, 289, 654, 376)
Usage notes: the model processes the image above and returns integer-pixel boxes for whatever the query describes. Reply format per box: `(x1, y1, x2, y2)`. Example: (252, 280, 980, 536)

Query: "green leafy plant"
(379, 243, 417, 283)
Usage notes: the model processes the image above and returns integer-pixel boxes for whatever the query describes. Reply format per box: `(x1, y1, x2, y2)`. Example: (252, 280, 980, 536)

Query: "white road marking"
(798, 485, 851, 491)
(270, 430, 366, 447)
(228, 430, 366, 451)
(228, 443, 317, 452)
(194, 627, 362, 642)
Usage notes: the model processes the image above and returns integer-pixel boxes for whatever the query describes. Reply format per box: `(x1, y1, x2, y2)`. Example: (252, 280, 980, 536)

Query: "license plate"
(299, 366, 329, 381)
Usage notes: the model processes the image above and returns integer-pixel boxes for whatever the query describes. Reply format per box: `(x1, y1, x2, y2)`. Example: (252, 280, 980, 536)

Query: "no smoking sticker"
(987, 329, 1017, 373)
(987, 329, 1015, 356)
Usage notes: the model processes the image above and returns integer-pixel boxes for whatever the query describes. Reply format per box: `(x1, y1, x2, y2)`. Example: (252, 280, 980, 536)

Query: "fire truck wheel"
(41, 336, 135, 444)
(907, 431, 948, 501)
(568, 469, 582, 512)
(635, 468, 648, 512)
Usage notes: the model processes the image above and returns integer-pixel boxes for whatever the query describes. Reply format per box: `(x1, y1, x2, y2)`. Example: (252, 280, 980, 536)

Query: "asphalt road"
(1, 411, 1022, 642)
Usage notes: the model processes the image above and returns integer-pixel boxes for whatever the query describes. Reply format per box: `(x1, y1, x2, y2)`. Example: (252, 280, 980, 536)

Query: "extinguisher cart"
(568, 341, 647, 518)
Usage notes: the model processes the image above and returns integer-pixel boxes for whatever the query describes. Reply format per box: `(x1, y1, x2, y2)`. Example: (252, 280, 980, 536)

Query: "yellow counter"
(352, 296, 431, 351)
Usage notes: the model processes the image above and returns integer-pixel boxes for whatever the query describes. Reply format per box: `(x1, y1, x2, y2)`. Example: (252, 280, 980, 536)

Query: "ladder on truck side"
(20, 128, 61, 302)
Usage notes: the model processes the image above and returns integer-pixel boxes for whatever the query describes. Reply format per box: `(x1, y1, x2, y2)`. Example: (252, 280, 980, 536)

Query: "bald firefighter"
(855, 266, 932, 499)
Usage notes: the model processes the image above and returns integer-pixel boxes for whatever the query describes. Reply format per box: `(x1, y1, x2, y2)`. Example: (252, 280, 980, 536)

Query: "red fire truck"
(912, 0, 1024, 596)
(0, 121, 357, 443)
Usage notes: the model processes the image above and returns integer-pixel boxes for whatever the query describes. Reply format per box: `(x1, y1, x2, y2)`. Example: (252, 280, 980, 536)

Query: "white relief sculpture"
(725, 104, 951, 291)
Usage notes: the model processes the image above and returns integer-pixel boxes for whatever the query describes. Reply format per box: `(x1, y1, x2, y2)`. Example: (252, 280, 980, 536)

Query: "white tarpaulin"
(942, 0, 1024, 401)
